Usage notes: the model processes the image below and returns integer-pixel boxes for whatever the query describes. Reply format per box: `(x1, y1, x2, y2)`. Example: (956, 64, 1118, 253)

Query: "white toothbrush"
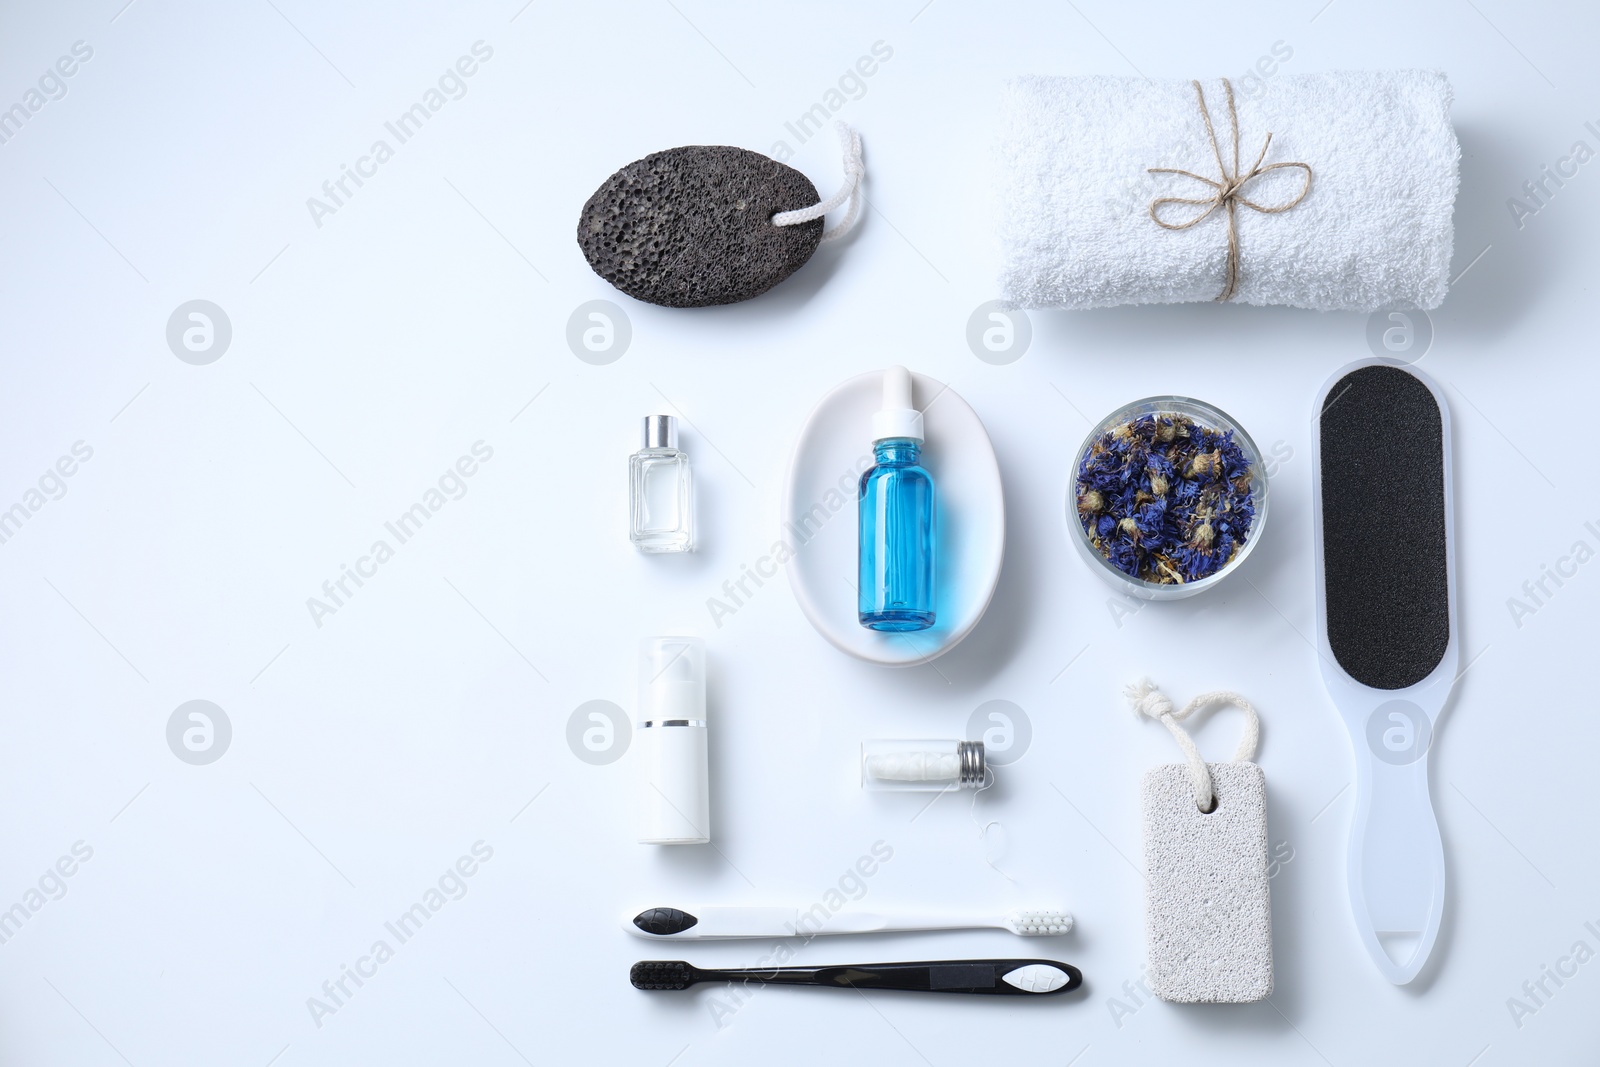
(625, 906, 1073, 940)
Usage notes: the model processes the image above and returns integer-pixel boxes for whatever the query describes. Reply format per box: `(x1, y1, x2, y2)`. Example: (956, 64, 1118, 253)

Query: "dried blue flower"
(1076, 411, 1256, 584)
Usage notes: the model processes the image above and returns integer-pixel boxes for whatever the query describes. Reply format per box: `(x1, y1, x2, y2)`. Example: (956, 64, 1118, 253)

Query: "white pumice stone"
(1142, 761, 1273, 1003)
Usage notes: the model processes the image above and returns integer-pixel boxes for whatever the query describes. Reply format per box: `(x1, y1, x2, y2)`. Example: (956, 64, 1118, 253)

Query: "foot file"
(1312, 359, 1456, 984)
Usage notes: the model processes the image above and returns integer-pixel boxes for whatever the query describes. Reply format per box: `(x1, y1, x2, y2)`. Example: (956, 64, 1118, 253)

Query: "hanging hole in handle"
(1198, 796, 1218, 814)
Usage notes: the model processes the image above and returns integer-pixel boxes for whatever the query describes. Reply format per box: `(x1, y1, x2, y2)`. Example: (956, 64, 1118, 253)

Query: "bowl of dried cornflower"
(1070, 396, 1267, 600)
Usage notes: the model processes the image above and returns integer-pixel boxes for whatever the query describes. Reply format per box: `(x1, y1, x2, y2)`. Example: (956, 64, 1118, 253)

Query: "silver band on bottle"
(957, 740, 986, 787)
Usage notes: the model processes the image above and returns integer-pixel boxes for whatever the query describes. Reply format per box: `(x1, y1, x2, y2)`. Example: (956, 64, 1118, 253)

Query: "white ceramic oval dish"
(782, 371, 1004, 667)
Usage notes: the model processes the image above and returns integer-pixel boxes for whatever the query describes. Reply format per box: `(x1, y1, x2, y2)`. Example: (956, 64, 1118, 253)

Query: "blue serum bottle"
(858, 366, 936, 632)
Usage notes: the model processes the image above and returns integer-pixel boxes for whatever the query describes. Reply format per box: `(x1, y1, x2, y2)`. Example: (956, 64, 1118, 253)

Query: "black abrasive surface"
(577, 146, 823, 308)
(1319, 364, 1450, 690)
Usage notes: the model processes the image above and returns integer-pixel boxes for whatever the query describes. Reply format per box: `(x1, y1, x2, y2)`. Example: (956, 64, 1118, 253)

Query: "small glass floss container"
(860, 739, 985, 792)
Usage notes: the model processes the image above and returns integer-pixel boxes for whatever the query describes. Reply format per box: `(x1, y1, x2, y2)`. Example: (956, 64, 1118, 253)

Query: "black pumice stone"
(1319, 364, 1450, 690)
(577, 146, 823, 308)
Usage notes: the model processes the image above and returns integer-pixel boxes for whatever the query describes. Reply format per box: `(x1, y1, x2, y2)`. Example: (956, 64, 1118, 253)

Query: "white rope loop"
(1125, 679, 1260, 813)
(772, 122, 864, 241)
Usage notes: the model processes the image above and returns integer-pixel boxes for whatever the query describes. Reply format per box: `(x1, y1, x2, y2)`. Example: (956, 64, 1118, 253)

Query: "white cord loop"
(1125, 679, 1260, 813)
(772, 122, 864, 241)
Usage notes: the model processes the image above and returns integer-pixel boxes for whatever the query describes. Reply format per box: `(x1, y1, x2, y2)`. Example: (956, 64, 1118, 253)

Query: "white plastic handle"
(1344, 698, 1446, 984)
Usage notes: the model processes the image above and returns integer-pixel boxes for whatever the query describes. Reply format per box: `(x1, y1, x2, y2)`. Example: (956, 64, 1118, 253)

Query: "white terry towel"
(994, 71, 1460, 311)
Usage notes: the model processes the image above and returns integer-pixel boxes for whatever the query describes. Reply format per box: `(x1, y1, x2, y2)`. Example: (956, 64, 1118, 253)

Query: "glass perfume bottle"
(630, 415, 693, 553)
(858, 367, 936, 631)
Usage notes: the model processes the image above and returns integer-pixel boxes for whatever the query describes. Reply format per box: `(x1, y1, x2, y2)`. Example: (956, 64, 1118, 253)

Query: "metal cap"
(957, 740, 986, 787)
(643, 414, 678, 450)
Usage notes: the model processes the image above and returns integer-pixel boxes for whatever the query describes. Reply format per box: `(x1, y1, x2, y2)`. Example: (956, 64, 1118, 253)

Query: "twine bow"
(1148, 78, 1313, 303)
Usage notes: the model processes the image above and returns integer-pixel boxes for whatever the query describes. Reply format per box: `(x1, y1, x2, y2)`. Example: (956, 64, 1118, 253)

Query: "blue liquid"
(858, 438, 936, 631)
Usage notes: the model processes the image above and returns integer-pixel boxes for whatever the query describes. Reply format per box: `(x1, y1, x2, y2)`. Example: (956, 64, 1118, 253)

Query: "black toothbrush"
(631, 958, 1081, 996)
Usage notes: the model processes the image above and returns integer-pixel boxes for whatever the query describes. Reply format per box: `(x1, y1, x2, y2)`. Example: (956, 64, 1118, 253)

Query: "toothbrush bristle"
(1009, 910, 1074, 935)
(631, 960, 695, 990)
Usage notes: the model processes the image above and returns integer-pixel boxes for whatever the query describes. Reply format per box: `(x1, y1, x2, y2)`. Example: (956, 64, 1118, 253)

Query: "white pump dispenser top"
(870, 365, 924, 443)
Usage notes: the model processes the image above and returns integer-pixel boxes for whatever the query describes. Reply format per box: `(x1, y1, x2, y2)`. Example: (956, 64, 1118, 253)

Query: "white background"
(1, 1, 1596, 1064)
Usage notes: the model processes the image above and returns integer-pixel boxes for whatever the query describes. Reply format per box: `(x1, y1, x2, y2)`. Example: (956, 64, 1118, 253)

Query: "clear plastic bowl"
(1068, 396, 1268, 601)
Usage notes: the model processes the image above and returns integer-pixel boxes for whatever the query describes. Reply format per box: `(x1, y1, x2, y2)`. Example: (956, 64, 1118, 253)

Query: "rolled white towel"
(994, 71, 1460, 312)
